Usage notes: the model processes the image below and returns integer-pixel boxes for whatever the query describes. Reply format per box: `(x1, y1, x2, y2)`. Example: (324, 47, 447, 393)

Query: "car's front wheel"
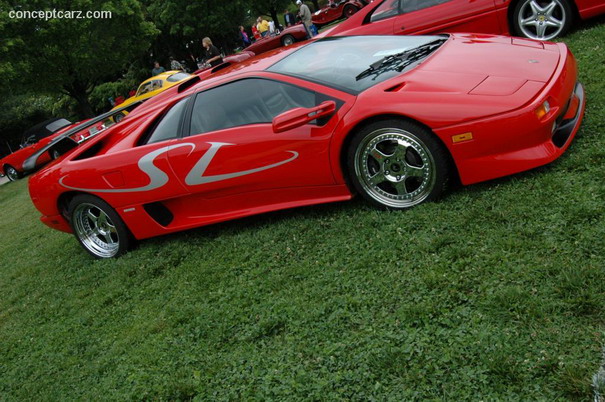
(68, 194, 132, 258)
(4, 165, 21, 181)
(347, 119, 449, 210)
(282, 34, 295, 46)
(512, 0, 572, 41)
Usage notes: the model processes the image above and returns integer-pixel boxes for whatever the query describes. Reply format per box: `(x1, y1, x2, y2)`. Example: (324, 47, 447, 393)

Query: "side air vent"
(211, 62, 232, 73)
(143, 202, 174, 226)
(385, 82, 407, 92)
(178, 76, 201, 93)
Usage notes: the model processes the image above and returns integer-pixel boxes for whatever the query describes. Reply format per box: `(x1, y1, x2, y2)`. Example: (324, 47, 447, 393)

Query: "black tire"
(343, 4, 359, 19)
(511, 0, 573, 40)
(50, 148, 61, 160)
(114, 112, 125, 123)
(68, 194, 132, 258)
(281, 34, 295, 46)
(346, 119, 450, 210)
(4, 165, 21, 181)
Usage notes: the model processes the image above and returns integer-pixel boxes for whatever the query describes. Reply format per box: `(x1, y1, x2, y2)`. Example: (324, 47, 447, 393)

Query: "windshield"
(166, 72, 192, 82)
(268, 35, 447, 93)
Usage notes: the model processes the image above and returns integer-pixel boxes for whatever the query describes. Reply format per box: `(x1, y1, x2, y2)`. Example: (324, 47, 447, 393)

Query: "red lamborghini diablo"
(28, 34, 585, 258)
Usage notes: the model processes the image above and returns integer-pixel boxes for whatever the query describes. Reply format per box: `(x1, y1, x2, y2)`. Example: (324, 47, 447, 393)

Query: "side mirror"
(272, 100, 336, 133)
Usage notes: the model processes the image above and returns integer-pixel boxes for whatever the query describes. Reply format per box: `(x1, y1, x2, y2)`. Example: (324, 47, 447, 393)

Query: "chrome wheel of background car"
(347, 120, 449, 209)
(5, 165, 20, 181)
(69, 195, 131, 258)
(513, 0, 571, 40)
(282, 35, 295, 46)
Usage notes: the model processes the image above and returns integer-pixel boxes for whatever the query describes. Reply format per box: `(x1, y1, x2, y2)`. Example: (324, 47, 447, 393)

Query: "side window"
(142, 97, 189, 145)
(400, 0, 452, 14)
(189, 79, 318, 135)
(370, 0, 452, 21)
(370, 0, 401, 22)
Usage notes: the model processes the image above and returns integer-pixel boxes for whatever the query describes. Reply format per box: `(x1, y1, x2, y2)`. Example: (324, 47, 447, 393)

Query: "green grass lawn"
(2, 19, 605, 400)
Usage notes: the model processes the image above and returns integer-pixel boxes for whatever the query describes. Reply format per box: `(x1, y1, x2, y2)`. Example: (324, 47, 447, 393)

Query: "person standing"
(151, 61, 165, 76)
(169, 56, 184, 71)
(296, 0, 314, 38)
(268, 20, 276, 35)
(284, 9, 296, 27)
(239, 26, 251, 47)
(256, 17, 270, 37)
(202, 37, 223, 67)
(251, 25, 261, 41)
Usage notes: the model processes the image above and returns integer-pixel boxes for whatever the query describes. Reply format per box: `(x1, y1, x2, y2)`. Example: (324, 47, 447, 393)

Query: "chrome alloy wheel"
(354, 128, 436, 208)
(5, 166, 20, 181)
(72, 202, 120, 258)
(517, 0, 568, 40)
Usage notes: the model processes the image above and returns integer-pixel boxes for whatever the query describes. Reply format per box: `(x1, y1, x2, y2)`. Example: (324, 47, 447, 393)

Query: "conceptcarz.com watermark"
(8, 9, 112, 20)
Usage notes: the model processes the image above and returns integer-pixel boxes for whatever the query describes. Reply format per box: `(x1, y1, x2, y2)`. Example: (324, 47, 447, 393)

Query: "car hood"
(364, 34, 563, 125)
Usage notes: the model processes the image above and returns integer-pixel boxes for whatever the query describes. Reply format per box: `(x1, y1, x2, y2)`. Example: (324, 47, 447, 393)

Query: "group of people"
(151, 1, 321, 77)
(238, 1, 317, 48)
(150, 37, 223, 77)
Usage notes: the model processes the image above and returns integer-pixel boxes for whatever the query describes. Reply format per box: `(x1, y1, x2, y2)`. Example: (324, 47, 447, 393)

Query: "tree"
(249, 0, 292, 27)
(0, 0, 158, 118)
(143, 0, 251, 65)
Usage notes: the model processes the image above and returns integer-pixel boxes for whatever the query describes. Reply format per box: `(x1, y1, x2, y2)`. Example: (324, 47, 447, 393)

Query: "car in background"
(324, 0, 605, 41)
(29, 33, 584, 258)
(0, 118, 78, 181)
(111, 70, 193, 122)
(312, 0, 368, 27)
(245, 23, 308, 55)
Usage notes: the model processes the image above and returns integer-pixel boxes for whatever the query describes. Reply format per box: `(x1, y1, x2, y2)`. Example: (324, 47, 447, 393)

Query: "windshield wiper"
(355, 39, 446, 81)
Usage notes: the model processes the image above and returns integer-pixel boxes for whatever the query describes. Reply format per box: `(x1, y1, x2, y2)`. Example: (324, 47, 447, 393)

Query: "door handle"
(401, 25, 406, 31)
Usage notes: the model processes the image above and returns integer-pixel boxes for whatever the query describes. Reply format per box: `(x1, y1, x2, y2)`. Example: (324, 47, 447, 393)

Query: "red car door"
(166, 77, 350, 206)
(395, 0, 502, 36)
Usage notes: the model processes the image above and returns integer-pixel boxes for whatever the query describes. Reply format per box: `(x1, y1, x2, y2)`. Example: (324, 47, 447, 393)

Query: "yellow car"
(112, 70, 192, 122)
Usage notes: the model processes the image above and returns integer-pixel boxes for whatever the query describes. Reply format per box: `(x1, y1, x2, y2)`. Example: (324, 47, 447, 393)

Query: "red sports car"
(312, 0, 368, 27)
(28, 34, 585, 258)
(324, 0, 605, 41)
(0, 118, 93, 181)
(245, 24, 308, 55)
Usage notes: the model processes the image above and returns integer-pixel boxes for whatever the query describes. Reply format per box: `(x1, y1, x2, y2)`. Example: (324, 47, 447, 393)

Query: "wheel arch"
(57, 191, 87, 219)
(338, 113, 461, 190)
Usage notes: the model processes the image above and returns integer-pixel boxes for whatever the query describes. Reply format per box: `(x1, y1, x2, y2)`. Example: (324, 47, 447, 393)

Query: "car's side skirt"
(117, 184, 353, 240)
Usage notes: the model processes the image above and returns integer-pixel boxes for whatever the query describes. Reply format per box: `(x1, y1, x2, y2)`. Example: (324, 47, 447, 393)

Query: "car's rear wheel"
(512, 0, 572, 41)
(68, 194, 132, 258)
(281, 34, 295, 46)
(347, 120, 449, 210)
(4, 165, 20, 181)
(50, 148, 61, 160)
(343, 4, 359, 19)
